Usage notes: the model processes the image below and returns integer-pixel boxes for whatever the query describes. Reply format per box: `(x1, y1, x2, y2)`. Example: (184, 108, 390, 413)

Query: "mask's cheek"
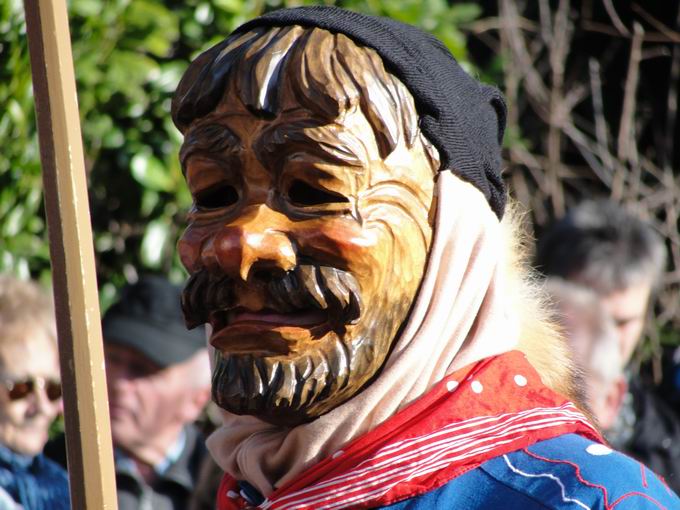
(360, 199, 432, 290)
(292, 210, 429, 325)
(292, 216, 382, 279)
(340, 211, 431, 368)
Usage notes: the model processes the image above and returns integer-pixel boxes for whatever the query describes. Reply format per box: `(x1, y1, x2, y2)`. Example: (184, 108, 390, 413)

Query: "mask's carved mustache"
(181, 265, 362, 330)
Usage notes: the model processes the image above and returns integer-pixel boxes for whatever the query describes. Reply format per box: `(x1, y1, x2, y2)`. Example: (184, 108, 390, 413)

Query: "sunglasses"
(1, 376, 62, 402)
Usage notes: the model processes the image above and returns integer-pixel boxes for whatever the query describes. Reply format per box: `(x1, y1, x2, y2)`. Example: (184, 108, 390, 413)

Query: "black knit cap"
(231, 6, 507, 218)
(102, 275, 206, 368)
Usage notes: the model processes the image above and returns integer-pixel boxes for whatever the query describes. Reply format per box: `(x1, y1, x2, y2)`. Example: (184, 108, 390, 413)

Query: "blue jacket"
(0, 444, 70, 510)
(383, 433, 680, 509)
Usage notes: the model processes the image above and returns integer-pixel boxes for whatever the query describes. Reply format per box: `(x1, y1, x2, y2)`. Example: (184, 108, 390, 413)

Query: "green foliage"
(0, 0, 46, 283)
(337, 0, 479, 62)
(0, 0, 479, 298)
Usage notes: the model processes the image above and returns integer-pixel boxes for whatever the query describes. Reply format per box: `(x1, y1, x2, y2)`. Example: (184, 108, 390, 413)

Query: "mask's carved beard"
(210, 330, 367, 422)
(182, 265, 400, 425)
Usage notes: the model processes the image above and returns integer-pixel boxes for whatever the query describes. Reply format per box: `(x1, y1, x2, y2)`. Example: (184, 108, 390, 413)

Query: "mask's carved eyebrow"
(255, 120, 366, 173)
(180, 123, 242, 171)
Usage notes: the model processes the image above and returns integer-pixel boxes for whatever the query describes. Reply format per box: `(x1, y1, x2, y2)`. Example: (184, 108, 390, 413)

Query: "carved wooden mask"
(173, 26, 439, 426)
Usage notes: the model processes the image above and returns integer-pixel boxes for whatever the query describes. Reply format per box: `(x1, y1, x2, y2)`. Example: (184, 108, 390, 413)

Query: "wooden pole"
(23, 1, 118, 508)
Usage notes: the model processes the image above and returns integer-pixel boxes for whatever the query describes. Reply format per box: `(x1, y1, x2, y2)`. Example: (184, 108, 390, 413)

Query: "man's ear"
(180, 386, 212, 424)
(601, 376, 628, 431)
(176, 348, 212, 423)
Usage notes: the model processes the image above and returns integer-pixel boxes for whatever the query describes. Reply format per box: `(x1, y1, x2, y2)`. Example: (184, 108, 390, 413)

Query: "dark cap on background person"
(102, 275, 206, 367)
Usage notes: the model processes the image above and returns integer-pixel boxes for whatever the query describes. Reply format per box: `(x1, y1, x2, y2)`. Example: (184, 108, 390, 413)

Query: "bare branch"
(631, 3, 680, 43)
(588, 58, 615, 178)
(463, 16, 539, 35)
(580, 20, 679, 43)
(663, 5, 680, 171)
(615, 22, 644, 198)
(499, 0, 549, 102)
(603, 0, 631, 36)
(474, 2, 680, 344)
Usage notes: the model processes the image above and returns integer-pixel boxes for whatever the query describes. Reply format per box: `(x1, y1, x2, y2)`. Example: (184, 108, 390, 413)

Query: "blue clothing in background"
(0, 444, 70, 510)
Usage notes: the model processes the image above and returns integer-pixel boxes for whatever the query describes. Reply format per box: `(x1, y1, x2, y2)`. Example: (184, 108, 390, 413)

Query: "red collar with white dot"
(217, 350, 602, 510)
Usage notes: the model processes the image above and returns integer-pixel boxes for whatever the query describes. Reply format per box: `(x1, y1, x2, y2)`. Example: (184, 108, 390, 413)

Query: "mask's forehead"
(174, 26, 425, 164)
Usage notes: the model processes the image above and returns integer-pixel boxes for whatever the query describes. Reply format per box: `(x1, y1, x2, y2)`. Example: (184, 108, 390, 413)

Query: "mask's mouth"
(208, 306, 331, 355)
(227, 307, 327, 326)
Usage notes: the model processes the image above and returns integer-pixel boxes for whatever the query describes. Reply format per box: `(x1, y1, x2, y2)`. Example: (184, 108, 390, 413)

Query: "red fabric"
(217, 476, 254, 509)
(217, 351, 602, 510)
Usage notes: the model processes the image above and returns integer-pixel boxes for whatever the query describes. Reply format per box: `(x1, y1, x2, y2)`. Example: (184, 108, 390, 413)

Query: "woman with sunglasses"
(0, 275, 69, 510)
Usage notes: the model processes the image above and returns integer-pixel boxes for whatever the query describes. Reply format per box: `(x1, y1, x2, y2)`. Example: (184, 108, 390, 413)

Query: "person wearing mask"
(169, 8, 678, 508)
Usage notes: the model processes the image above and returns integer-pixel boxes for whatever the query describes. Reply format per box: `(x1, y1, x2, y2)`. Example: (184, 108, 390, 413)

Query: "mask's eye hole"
(195, 183, 238, 210)
(288, 179, 349, 207)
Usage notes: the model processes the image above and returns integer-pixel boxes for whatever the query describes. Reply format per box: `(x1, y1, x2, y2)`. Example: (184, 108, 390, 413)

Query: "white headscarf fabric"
(207, 172, 520, 495)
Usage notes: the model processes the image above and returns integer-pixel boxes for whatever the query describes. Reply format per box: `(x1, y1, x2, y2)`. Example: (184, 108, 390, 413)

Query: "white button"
(471, 380, 483, 393)
(514, 375, 527, 386)
(586, 444, 612, 456)
(446, 380, 459, 392)
(227, 490, 239, 499)
(332, 450, 344, 459)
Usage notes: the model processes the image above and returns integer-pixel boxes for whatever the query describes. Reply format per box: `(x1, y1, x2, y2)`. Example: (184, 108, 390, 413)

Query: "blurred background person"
(103, 275, 211, 510)
(535, 199, 665, 364)
(46, 275, 212, 510)
(544, 278, 626, 432)
(536, 199, 680, 491)
(0, 275, 69, 510)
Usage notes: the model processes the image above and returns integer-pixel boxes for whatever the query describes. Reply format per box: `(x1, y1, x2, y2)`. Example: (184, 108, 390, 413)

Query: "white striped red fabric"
(262, 404, 596, 510)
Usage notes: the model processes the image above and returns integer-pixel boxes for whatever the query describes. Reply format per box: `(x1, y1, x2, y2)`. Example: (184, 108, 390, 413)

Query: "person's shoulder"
(35, 452, 68, 479)
(479, 433, 680, 509)
(165, 423, 210, 490)
(182, 424, 210, 469)
(374, 433, 680, 509)
(379, 464, 554, 509)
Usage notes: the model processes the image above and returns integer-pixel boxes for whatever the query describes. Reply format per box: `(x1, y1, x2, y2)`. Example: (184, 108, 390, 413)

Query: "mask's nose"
(184, 205, 297, 282)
